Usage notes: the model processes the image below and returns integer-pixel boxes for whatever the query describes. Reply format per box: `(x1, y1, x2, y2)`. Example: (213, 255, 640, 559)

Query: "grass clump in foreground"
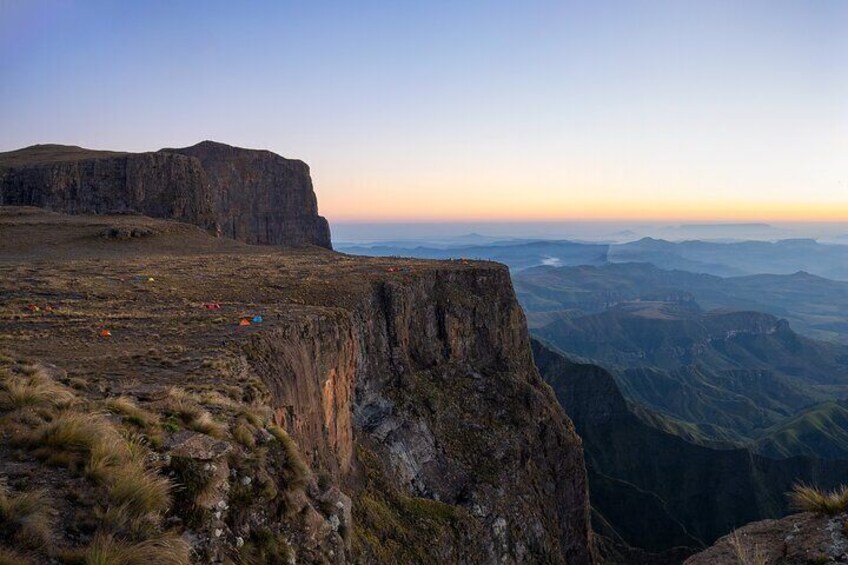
(728, 530, 766, 565)
(23, 406, 176, 547)
(0, 483, 51, 550)
(27, 412, 126, 478)
(0, 366, 76, 411)
(107, 465, 171, 521)
(62, 533, 190, 565)
(268, 425, 310, 489)
(788, 483, 848, 516)
(163, 388, 226, 438)
(106, 397, 159, 429)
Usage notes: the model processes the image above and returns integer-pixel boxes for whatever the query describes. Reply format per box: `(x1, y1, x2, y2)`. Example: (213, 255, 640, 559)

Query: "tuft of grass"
(232, 421, 256, 449)
(68, 377, 90, 390)
(26, 411, 173, 524)
(268, 425, 310, 488)
(27, 412, 125, 476)
(76, 533, 190, 565)
(188, 411, 225, 437)
(107, 465, 171, 519)
(0, 368, 76, 411)
(0, 483, 52, 550)
(728, 530, 766, 565)
(106, 397, 159, 429)
(788, 483, 848, 516)
(163, 389, 225, 438)
(240, 407, 271, 428)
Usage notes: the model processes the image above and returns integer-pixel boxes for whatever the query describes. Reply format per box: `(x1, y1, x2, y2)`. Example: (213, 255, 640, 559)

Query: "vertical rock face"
(0, 148, 216, 231)
(166, 141, 331, 247)
(241, 266, 595, 564)
(0, 141, 332, 248)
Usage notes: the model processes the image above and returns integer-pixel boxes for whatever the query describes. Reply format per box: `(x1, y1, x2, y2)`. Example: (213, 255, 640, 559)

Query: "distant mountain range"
(337, 239, 609, 271)
(338, 236, 848, 279)
(608, 237, 848, 279)
(530, 303, 848, 444)
(515, 261, 848, 343)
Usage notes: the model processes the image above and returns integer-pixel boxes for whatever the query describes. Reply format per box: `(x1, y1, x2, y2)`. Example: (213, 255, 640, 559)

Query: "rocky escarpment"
(166, 141, 331, 247)
(0, 208, 593, 564)
(0, 146, 216, 231)
(241, 266, 594, 563)
(0, 141, 331, 248)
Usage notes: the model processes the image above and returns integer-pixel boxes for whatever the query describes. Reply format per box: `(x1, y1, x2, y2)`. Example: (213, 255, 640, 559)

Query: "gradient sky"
(1, 1, 846, 223)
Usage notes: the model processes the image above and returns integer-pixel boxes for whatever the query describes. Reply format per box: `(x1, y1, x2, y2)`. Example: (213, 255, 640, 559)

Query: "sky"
(1, 1, 846, 223)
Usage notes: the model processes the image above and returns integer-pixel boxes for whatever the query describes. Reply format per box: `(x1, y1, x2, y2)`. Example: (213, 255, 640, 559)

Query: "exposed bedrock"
(240, 265, 595, 564)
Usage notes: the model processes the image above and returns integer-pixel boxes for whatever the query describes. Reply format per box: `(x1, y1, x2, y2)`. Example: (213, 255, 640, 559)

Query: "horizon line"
(328, 217, 848, 225)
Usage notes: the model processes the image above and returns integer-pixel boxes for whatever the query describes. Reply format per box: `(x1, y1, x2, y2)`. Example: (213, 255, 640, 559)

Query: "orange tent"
(239, 319, 251, 327)
(99, 329, 112, 338)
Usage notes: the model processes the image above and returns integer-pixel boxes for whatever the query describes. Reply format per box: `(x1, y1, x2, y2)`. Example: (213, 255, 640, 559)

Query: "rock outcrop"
(686, 512, 848, 564)
(166, 141, 331, 247)
(0, 141, 332, 248)
(242, 266, 595, 563)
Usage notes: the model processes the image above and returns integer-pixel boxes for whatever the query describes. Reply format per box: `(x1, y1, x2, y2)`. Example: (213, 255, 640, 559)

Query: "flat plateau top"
(0, 206, 494, 389)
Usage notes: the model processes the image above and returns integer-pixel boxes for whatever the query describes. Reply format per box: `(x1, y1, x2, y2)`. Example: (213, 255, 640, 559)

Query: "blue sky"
(1, 1, 846, 222)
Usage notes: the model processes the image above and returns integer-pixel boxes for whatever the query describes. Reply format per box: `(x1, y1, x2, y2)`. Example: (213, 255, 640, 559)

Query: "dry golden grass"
(191, 389, 239, 410)
(241, 406, 272, 428)
(74, 533, 190, 565)
(28, 412, 123, 473)
(232, 421, 256, 449)
(0, 368, 76, 411)
(164, 388, 225, 437)
(268, 425, 310, 488)
(85, 436, 134, 481)
(728, 530, 767, 565)
(788, 483, 848, 516)
(26, 409, 174, 523)
(108, 465, 171, 519)
(106, 397, 159, 429)
(0, 483, 51, 550)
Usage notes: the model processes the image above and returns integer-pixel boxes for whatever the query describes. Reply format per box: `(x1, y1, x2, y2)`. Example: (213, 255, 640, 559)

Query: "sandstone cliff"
(0, 141, 331, 248)
(241, 266, 594, 563)
(166, 141, 331, 247)
(0, 208, 593, 564)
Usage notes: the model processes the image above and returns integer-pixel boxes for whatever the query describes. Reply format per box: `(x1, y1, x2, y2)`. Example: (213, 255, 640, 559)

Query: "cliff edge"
(0, 207, 592, 564)
(0, 141, 332, 248)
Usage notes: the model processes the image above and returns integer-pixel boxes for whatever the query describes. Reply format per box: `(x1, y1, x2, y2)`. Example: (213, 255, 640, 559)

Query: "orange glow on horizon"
(323, 195, 848, 224)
